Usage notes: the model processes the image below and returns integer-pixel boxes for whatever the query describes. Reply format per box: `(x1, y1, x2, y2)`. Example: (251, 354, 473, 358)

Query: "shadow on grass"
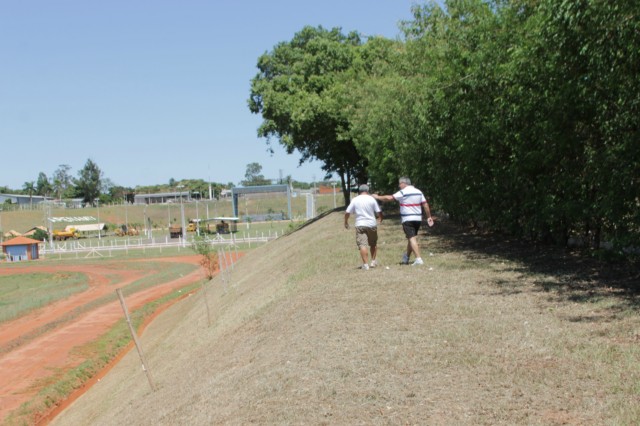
(424, 217, 640, 311)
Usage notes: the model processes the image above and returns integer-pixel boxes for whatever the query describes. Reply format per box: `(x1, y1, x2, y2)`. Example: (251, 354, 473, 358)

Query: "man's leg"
(359, 245, 369, 265)
(408, 236, 421, 259)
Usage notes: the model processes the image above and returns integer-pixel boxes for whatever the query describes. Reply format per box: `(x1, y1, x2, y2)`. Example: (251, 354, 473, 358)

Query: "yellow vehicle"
(213, 217, 238, 234)
(169, 225, 182, 238)
(53, 228, 78, 241)
(115, 225, 139, 237)
(186, 222, 198, 232)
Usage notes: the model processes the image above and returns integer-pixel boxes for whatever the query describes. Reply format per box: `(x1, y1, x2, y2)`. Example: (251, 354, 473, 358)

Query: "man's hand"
(344, 223, 350, 230)
(427, 217, 434, 227)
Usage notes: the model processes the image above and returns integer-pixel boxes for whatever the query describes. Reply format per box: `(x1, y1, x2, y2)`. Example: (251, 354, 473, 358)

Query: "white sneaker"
(401, 253, 410, 265)
(412, 258, 424, 266)
(361, 263, 369, 270)
(370, 260, 379, 268)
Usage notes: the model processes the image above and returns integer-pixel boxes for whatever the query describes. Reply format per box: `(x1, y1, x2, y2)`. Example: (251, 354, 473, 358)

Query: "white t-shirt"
(346, 194, 381, 228)
(393, 185, 426, 223)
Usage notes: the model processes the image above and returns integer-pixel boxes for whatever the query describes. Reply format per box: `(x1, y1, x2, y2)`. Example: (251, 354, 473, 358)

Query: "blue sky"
(1, 1, 429, 190)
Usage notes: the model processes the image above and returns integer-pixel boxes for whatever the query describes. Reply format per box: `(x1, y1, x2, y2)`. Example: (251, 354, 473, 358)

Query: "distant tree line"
(249, 0, 639, 251)
(3, 160, 321, 207)
(3, 160, 105, 206)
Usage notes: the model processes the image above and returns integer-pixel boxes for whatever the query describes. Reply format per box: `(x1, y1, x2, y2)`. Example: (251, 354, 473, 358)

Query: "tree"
(36, 172, 52, 197)
(22, 181, 35, 207)
(32, 228, 48, 241)
(76, 159, 103, 204)
(349, 0, 640, 250)
(52, 164, 74, 199)
(191, 236, 219, 280)
(249, 26, 368, 204)
(242, 162, 270, 186)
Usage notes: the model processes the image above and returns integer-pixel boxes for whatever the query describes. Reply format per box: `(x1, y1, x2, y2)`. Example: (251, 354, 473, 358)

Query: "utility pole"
(331, 181, 337, 209)
(177, 185, 186, 246)
(97, 200, 101, 239)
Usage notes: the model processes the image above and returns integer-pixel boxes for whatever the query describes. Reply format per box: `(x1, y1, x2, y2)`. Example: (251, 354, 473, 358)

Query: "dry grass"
(51, 211, 640, 425)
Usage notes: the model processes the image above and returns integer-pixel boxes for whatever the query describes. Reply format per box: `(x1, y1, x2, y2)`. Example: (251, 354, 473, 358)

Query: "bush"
(32, 229, 49, 241)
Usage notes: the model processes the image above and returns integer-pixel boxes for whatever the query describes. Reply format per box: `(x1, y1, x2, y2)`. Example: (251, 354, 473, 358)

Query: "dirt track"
(0, 255, 205, 424)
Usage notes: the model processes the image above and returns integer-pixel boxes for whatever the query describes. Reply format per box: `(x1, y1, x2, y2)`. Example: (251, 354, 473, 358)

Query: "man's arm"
(423, 201, 434, 227)
(344, 212, 351, 229)
(372, 194, 394, 202)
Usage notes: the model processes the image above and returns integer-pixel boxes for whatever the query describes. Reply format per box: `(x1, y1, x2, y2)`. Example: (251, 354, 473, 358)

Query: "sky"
(1, 1, 427, 190)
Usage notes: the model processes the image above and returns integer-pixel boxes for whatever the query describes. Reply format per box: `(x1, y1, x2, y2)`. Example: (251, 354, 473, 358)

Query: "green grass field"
(0, 272, 88, 322)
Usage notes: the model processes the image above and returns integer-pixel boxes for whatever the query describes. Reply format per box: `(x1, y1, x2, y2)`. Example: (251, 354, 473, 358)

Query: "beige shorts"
(355, 226, 378, 248)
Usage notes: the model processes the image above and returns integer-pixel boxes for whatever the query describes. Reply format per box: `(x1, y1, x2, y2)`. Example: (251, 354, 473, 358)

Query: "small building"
(1, 236, 41, 262)
(212, 217, 239, 233)
(133, 191, 192, 205)
(0, 193, 51, 206)
(3, 230, 22, 239)
(23, 226, 48, 237)
(67, 223, 106, 237)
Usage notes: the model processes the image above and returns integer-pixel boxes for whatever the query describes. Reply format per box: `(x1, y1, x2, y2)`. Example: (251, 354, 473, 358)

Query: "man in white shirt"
(344, 184, 383, 270)
(373, 177, 434, 266)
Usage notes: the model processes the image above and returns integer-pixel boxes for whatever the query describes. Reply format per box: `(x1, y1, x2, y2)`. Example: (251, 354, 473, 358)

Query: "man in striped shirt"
(373, 177, 434, 266)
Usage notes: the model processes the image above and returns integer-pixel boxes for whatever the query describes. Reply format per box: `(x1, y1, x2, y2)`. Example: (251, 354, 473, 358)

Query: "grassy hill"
(0, 194, 342, 237)
(51, 211, 640, 425)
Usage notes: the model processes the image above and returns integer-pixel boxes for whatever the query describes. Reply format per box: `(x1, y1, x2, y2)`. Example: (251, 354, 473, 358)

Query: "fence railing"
(40, 230, 282, 257)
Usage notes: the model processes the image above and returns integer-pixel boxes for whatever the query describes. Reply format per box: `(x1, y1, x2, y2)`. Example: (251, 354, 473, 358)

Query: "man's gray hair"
(399, 177, 411, 185)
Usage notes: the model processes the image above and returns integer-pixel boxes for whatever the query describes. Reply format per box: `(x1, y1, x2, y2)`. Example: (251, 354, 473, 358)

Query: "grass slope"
(51, 212, 640, 425)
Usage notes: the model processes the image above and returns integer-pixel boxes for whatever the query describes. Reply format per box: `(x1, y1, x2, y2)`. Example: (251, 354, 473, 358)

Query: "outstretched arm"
(372, 194, 394, 202)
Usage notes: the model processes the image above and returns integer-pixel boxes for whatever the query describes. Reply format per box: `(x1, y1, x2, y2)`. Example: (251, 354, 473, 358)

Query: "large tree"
(36, 172, 52, 197)
(22, 181, 36, 207)
(242, 162, 270, 186)
(52, 164, 74, 199)
(76, 159, 103, 204)
(249, 26, 368, 203)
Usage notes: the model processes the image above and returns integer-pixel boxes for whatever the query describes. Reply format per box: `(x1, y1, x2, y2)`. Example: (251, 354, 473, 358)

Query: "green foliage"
(36, 172, 52, 197)
(191, 236, 219, 279)
(344, 0, 639, 252)
(52, 164, 75, 199)
(32, 228, 48, 241)
(249, 26, 369, 204)
(242, 162, 271, 186)
(22, 181, 36, 206)
(75, 159, 103, 204)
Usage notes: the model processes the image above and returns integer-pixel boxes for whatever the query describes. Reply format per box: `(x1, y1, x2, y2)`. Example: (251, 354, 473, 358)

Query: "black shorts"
(402, 221, 421, 239)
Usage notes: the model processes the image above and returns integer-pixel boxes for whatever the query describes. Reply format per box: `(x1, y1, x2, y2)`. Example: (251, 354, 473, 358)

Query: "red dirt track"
(0, 255, 208, 424)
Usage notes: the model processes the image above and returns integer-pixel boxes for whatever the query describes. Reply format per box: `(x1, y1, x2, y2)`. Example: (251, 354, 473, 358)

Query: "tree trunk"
(340, 171, 351, 205)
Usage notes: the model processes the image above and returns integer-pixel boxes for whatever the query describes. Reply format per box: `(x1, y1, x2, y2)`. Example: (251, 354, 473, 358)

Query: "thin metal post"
(116, 288, 157, 391)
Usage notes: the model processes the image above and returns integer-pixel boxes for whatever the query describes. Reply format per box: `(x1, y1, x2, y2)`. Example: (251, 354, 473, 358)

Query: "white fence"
(40, 230, 283, 257)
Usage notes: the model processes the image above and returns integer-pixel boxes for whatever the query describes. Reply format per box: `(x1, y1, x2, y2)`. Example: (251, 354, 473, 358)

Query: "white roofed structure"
(65, 223, 106, 232)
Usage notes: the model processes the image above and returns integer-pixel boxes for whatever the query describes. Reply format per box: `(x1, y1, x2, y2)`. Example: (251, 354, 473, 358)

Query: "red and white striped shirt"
(393, 185, 426, 223)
